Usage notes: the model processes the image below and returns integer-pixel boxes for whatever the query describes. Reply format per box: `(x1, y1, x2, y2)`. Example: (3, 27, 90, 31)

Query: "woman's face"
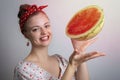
(25, 12, 52, 47)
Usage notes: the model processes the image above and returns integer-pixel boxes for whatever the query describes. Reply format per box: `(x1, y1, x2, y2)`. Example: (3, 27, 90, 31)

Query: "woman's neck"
(28, 46, 50, 62)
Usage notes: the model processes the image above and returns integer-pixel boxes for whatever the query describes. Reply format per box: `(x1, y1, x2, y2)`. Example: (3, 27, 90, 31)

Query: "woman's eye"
(45, 25, 50, 28)
(32, 28, 38, 32)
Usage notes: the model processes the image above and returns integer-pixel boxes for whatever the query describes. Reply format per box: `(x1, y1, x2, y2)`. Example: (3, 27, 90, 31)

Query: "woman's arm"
(76, 63, 89, 80)
(62, 38, 105, 80)
(61, 63, 77, 80)
(62, 50, 104, 80)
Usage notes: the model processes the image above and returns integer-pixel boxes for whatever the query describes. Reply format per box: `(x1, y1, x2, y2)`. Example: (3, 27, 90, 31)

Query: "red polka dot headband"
(19, 5, 48, 31)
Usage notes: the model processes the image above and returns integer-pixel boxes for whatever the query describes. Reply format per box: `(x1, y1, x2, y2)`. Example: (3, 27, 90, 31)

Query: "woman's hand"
(69, 38, 105, 68)
(71, 38, 97, 52)
(69, 49, 105, 67)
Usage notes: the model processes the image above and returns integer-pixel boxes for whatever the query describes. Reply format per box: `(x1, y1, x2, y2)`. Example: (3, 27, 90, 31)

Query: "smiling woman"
(24, 12, 52, 47)
(13, 4, 105, 80)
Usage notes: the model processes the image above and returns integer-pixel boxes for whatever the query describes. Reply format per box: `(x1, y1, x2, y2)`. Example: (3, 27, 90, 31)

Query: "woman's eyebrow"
(44, 22, 50, 25)
(29, 22, 50, 30)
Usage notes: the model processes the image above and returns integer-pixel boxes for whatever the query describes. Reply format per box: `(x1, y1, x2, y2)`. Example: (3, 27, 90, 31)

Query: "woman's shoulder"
(53, 54, 68, 67)
(53, 54, 68, 61)
(14, 60, 38, 75)
(14, 60, 40, 79)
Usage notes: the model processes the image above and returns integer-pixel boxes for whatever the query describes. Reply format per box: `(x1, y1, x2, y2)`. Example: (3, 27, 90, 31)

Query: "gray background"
(0, 0, 120, 80)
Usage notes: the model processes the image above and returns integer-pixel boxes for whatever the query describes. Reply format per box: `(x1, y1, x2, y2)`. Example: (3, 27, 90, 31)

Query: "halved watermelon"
(66, 5, 104, 40)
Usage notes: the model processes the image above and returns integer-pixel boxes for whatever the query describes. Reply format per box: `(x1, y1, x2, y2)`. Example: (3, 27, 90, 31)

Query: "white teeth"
(40, 36, 48, 41)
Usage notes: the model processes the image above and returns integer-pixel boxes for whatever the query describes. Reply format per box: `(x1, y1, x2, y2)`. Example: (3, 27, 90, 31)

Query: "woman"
(14, 4, 105, 80)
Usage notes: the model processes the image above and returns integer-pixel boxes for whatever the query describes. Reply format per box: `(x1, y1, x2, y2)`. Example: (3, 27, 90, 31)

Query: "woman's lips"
(40, 36, 49, 41)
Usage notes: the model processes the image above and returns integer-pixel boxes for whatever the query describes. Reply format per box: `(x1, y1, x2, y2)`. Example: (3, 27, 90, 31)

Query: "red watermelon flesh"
(66, 5, 104, 40)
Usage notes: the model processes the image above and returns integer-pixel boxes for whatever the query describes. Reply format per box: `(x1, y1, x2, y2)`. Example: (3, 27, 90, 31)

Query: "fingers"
(71, 37, 98, 52)
(87, 37, 98, 44)
(83, 51, 105, 62)
(81, 37, 98, 51)
(71, 38, 79, 50)
(69, 50, 105, 67)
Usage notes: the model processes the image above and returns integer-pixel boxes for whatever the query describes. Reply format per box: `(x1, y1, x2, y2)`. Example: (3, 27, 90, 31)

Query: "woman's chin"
(37, 40, 51, 47)
(41, 42, 50, 47)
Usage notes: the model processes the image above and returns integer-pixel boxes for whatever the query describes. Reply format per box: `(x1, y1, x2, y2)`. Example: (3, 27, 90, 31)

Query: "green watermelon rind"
(76, 16, 104, 40)
(66, 5, 104, 40)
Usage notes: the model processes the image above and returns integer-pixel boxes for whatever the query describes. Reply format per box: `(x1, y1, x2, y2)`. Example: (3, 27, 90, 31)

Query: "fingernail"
(101, 53, 106, 56)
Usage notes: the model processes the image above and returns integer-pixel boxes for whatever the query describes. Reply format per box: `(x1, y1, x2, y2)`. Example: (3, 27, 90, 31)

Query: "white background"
(0, 0, 120, 80)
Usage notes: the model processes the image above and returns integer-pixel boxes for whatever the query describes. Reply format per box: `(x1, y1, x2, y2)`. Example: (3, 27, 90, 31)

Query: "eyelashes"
(32, 28, 38, 32)
(45, 25, 50, 28)
(31, 24, 51, 32)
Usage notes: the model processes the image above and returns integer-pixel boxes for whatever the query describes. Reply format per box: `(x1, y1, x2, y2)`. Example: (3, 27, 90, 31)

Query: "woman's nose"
(40, 27, 47, 35)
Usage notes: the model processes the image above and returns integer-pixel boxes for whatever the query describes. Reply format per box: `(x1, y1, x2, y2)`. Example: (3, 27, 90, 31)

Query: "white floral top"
(13, 54, 75, 80)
